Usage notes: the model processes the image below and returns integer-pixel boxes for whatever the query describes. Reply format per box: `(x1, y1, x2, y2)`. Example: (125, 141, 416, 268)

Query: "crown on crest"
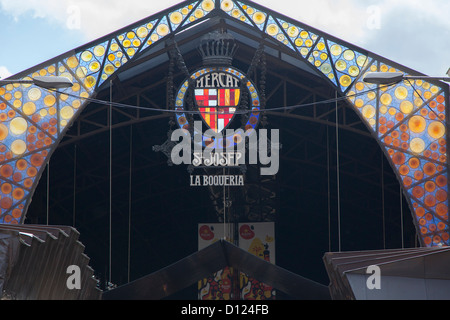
(198, 30, 238, 66)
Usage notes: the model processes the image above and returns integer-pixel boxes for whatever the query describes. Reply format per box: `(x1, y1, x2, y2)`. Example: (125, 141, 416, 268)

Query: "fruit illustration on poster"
(199, 225, 215, 241)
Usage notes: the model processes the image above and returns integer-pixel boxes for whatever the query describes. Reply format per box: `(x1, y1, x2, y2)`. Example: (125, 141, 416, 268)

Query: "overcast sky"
(0, 0, 449, 79)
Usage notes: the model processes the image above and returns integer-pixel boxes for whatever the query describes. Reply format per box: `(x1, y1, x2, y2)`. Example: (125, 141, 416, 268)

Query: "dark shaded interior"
(23, 14, 417, 299)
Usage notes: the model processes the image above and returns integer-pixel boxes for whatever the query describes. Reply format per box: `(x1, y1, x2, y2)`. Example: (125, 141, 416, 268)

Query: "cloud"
(0, 0, 85, 23)
(256, 0, 450, 76)
(358, 0, 450, 75)
(0, 0, 448, 76)
(0, 0, 374, 43)
(0, 0, 181, 40)
(60, 0, 178, 39)
(256, 0, 377, 44)
(0, 66, 12, 79)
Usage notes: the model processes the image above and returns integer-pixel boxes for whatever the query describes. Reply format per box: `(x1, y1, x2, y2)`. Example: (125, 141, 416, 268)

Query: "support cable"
(381, 154, 386, 249)
(223, 167, 226, 241)
(327, 125, 331, 252)
(49, 72, 396, 116)
(109, 80, 113, 286)
(128, 125, 133, 283)
(73, 144, 77, 227)
(335, 91, 341, 252)
(46, 161, 50, 225)
(400, 185, 404, 249)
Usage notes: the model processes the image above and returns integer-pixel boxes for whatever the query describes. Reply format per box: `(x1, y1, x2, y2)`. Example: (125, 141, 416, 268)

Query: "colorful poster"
(238, 223, 275, 300)
(198, 224, 234, 300)
(197, 222, 275, 300)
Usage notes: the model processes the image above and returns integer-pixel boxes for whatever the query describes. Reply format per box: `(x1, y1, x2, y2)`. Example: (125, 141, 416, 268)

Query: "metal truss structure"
(0, 0, 448, 290)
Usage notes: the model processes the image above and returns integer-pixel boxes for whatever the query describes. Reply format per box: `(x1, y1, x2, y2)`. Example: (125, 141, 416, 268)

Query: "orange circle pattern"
(348, 64, 448, 246)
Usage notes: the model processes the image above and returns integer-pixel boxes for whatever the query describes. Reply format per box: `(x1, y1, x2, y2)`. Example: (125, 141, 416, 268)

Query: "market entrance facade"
(0, 0, 448, 299)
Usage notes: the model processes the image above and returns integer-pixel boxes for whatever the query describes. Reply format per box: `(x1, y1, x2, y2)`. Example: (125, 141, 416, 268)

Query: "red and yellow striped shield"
(195, 88, 240, 133)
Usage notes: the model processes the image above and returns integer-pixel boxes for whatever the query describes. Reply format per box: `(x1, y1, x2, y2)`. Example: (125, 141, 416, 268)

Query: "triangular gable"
(102, 239, 330, 300)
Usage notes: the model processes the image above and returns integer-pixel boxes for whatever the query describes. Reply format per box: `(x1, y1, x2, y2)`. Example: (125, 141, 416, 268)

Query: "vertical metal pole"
(73, 144, 77, 227)
(46, 161, 50, 225)
(400, 185, 404, 249)
(327, 125, 331, 252)
(128, 125, 133, 283)
(223, 168, 226, 241)
(335, 91, 341, 252)
(381, 154, 386, 249)
(109, 80, 113, 286)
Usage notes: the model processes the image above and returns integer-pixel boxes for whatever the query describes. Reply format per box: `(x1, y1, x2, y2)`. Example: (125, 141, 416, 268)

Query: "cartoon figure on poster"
(198, 223, 275, 300)
(198, 224, 234, 300)
(239, 223, 275, 300)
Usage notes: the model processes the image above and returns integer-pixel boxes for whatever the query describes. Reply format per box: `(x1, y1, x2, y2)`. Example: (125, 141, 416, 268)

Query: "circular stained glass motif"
(348, 66, 360, 77)
(428, 121, 445, 139)
(410, 137, 425, 154)
(157, 24, 169, 36)
(81, 51, 93, 62)
(67, 56, 79, 69)
(362, 105, 375, 119)
(316, 42, 325, 51)
(287, 26, 299, 38)
(300, 31, 309, 39)
(22, 102, 36, 116)
(221, 0, 234, 12)
(195, 9, 205, 18)
(170, 11, 183, 25)
(266, 24, 279, 36)
(395, 86, 409, 100)
(10, 118, 27, 135)
(104, 64, 115, 75)
(335, 60, 346, 72)
(0, 124, 8, 140)
(85, 76, 96, 88)
(356, 55, 367, 67)
(90, 61, 101, 72)
(320, 63, 332, 75)
(339, 75, 352, 87)
(136, 27, 148, 38)
(400, 101, 414, 114)
(343, 50, 355, 61)
(28, 88, 42, 101)
(409, 116, 426, 133)
(330, 44, 342, 56)
(380, 93, 392, 106)
(11, 139, 26, 155)
(253, 11, 266, 25)
(202, 0, 215, 12)
(94, 45, 105, 57)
